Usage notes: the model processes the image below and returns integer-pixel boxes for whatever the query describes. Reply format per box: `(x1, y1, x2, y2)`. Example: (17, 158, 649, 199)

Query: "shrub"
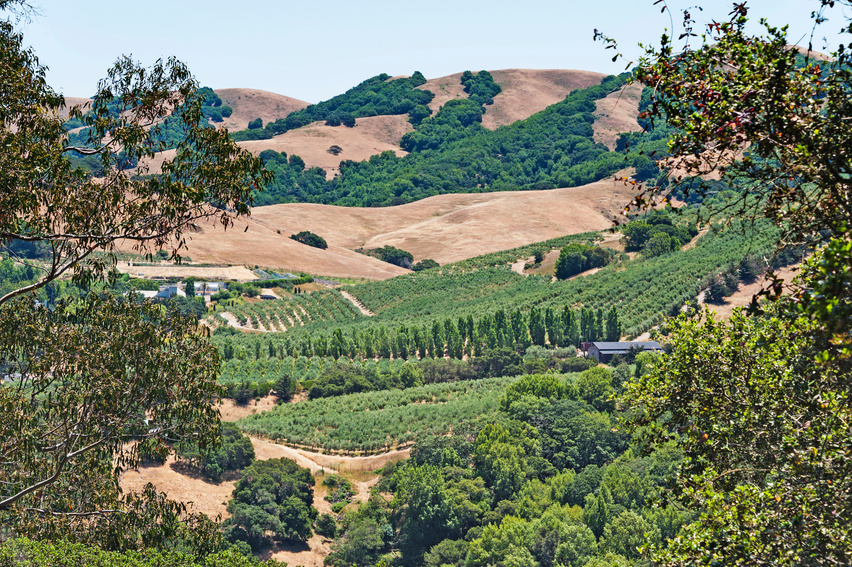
(290, 230, 328, 250)
(412, 258, 439, 271)
(555, 244, 614, 280)
(361, 245, 414, 269)
(178, 422, 255, 481)
(316, 514, 337, 538)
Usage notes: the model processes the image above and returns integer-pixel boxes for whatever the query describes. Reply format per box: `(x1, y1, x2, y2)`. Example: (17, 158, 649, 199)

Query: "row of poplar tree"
(222, 305, 623, 362)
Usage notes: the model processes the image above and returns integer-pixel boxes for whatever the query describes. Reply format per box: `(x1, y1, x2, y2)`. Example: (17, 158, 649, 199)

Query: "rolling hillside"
(136, 68, 641, 178)
(111, 68, 644, 278)
(164, 175, 637, 278)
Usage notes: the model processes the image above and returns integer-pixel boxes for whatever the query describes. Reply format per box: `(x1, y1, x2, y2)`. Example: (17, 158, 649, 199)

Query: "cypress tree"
(529, 307, 547, 347)
(364, 330, 375, 360)
(472, 329, 483, 357)
(548, 308, 564, 347)
(595, 308, 605, 342)
(378, 326, 391, 359)
(486, 328, 498, 350)
(605, 305, 622, 341)
(396, 326, 409, 360)
(431, 321, 444, 358)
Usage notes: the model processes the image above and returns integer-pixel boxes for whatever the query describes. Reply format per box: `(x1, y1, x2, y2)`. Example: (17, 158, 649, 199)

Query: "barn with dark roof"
(586, 341, 664, 363)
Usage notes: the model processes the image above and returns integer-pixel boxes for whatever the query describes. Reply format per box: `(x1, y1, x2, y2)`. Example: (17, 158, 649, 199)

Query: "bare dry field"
(250, 175, 638, 266)
(219, 395, 279, 421)
(419, 69, 608, 130)
(214, 88, 309, 131)
(56, 96, 92, 120)
(419, 72, 469, 115)
(484, 69, 607, 129)
(593, 82, 644, 149)
(127, 175, 637, 280)
(703, 266, 799, 321)
(121, 456, 235, 520)
(168, 213, 409, 280)
(115, 262, 258, 282)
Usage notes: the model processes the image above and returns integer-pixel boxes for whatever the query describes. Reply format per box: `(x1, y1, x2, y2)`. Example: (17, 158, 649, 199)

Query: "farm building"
(259, 289, 280, 300)
(586, 341, 664, 363)
(194, 281, 226, 296)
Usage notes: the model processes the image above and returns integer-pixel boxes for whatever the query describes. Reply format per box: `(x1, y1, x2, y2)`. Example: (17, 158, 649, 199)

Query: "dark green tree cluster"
(231, 72, 433, 142)
(399, 98, 485, 152)
(177, 422, 255, 482)
(223, 458, 317, 552)
(621, 213, 698, 257)
(252, 149, 329, 206)
(361, 245, 414, 268)
(324, 367, 683, 567)
(555, 243, 615, 280)
(197, 86, 233, 123)
(289, 230, 328, 249)
(412, 258, 440, 271)
(460, 70, 502, 106)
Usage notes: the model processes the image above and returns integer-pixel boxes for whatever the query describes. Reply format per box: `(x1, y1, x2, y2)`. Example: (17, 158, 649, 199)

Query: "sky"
(11, 0, 850, 103)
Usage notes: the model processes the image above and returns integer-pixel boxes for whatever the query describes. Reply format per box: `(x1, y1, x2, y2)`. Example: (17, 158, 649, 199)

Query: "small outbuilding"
(259, 288, 280, 300)
(586, 341, 664, 363)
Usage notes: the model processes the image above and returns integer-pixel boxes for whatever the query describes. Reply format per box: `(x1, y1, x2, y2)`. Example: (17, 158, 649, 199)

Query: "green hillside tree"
(0, 0, 268, 549)
(223, 458, 316, 550)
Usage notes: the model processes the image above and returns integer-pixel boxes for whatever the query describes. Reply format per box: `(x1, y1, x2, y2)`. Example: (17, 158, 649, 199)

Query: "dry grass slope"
(247, 174, 638, 266)
(214, 88, 309, 131)
(237, 118, 409, 178)
(484, 69, 606, 129)
(593, 82, 644, 149)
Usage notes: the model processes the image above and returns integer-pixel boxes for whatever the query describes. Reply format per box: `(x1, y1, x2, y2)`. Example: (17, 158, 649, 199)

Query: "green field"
(212, 217, 779, 370)
(236, 375, 520, 452)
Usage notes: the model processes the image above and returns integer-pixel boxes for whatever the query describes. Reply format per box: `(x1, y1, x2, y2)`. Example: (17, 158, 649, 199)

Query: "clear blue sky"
(12, 0, 848, 102)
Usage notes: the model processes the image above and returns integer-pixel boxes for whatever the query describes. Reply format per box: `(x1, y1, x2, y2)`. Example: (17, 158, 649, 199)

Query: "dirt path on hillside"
(248, 436, 410, 475)
(511, 257, 533, 276)
(219, 311, 275, 333)
(120, 432, 408, 567)
(339, 290, 374, 316)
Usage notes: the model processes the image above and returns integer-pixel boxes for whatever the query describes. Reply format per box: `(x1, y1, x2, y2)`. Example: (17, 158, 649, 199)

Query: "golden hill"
(138, 69, 641, 177)
(213, 88, 309, 131)
(173, 175, 638, 278)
